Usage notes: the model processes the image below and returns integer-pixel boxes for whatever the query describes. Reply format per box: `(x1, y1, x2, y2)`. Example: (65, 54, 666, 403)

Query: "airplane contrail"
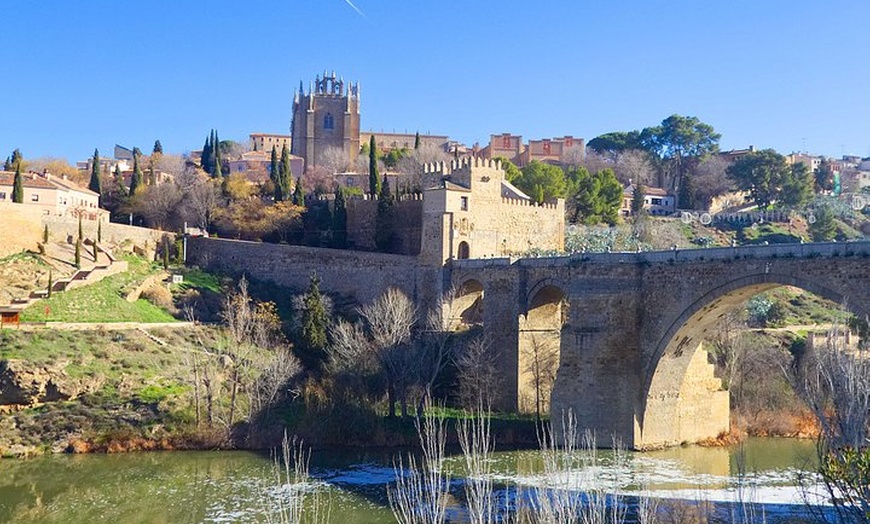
(343, 0, 368, 19)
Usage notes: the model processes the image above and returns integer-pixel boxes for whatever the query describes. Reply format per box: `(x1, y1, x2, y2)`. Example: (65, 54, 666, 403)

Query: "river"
(0, 437, 831, 523)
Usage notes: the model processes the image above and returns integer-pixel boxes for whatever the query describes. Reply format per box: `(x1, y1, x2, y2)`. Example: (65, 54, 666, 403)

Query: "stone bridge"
(187, 237, 870, 449)
(448, 241, 870, 449)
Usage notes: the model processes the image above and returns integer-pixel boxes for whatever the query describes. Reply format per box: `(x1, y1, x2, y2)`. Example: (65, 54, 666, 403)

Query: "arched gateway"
(450, 242, 870, 449)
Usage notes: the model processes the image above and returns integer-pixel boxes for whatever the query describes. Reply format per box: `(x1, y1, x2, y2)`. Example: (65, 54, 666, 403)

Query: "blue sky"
(2, 0, 868, 163)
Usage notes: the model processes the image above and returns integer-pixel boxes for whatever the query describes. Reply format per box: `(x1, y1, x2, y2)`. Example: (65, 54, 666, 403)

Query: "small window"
(347, 177, 354, 186)
(0, 192, 5, 200)
(324, 113, 334, 130)
(460, 196, 469, 211)
(31, 194, 39, 202)
(651, 198, 662, 206)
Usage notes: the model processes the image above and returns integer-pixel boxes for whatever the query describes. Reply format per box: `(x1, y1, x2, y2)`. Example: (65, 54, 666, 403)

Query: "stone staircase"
(2, 240, 128, 314)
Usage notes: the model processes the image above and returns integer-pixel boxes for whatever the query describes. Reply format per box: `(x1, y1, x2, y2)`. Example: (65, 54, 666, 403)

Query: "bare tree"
(317, 146, 352, 176)
(131, 182, 183, 230)
(615, 149, 657, 187)
(221, 277, 289, 426)
(791, 317, 870, 522)
(359, 287, 418, 418)
(455, 335, 502, 409)
(692, 155, 733, 209)
(415, 287, 462, 417)
(182, 179, 222, 231)
(397, 143, 450, 192)
(154, 153, 187, 179)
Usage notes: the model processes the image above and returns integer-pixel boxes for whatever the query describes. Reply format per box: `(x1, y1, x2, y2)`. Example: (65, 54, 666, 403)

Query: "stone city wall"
(186, 237, 443, 308)
(346, 194, 423, 255)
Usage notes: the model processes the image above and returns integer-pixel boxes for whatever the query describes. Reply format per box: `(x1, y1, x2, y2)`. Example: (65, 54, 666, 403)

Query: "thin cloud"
(343, 0, 368, 20)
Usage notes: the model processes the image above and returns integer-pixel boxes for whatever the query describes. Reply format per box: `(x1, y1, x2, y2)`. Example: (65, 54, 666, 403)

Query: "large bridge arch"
(638, 272, 868, 449)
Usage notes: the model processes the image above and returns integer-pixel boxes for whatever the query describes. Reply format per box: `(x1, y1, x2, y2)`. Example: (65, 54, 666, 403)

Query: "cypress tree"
(269, 147, 280, 199)
(213, 130, 223, 177)
(153, 140, 163, 155)
(130, 150, 144, 195)
(89, 149, 102, 201)
(78, 216, 83, 241)
(332, 186, 348, 248)
(678, 173, 695, 210)
(114, 164, 127, 196)
(278, 144, 293, 201)
(296, 272, 329, 372)
(414, 131, 420, 150)
(368, 135, 380, 196)
(162, 243, 169, 269)
(12, 162, 23, 203)
(74, 238, 82, 269)
(293, 177, 305, 207)
(632, 184, 646, 214)
(47, 270, 53, 298)
(201, 135, 212, 175)
(43, 224, 49, 243)
(97, 220, 102, 243)
(93, 240, 99, 261)
(5, 149, 22, 171)
(375, 176, 396, 252)
(280, 144, 293, 196)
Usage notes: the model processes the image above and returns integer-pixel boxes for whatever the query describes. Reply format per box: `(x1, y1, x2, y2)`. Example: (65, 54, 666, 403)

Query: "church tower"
(291, 71, 360, 170)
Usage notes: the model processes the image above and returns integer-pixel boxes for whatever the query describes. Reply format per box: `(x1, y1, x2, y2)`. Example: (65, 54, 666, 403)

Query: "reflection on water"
(0, 438, 822, 523)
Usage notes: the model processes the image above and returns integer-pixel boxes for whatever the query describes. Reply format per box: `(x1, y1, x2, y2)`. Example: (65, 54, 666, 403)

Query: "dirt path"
(6, 321, 195, 331)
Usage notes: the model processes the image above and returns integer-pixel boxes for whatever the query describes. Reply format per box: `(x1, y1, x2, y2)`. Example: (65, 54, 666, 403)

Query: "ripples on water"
(0, 438, 833, 523)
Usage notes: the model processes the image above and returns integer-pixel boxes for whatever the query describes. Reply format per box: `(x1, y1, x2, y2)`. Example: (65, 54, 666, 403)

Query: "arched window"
(324, 113, 334, 130)
(457, 241, 470, 259)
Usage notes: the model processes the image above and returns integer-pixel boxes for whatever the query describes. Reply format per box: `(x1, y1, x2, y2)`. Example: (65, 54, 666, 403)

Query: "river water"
(0, 437, 830, 523)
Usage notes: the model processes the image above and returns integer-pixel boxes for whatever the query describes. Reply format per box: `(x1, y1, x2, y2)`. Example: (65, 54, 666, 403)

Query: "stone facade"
(291, 71, 360, 170)
(420, 158, 565, 265)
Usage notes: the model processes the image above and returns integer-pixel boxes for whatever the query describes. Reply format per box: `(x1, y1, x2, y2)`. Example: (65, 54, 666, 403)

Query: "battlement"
(500, 197, 560, 210)
(422, 157, 504, 175)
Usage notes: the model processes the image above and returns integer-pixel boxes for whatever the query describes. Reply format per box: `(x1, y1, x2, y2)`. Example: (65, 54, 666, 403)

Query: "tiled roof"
(0, 172, 55, 189)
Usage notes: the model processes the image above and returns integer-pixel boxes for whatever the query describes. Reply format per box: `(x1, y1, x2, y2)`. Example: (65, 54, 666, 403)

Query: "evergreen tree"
(213, 130, 223, 177)
(269, 146, 280, 199)
(368, 135, 380, 196)
(277, 144, 293, 201)
(93, 240, 99, 261)
(130, 150, 144, 195)
(97, 220, 102, 243)
(332, 186, 348, 248)
(78, 216, 83, 241)
(201, 134, 212, 175)
(114, 164, 127, 196)
(148, 161, 157, 186)
(631, 184, 646, 214)
(296, 272, 330, 372)
(89, 149, 102, 201)
(47, 270, 53, 299)
(12, 162, 23, 203)
(809, 204, 837, 242)
(5, 149, 22, 171)
(293, 177, 305, 207)
(153, 140, 163, 155)
(414, 131, 420, 150)
(678, 172, 695, 209)
(74, 238, 82, 269)
(375, 176, 396, 252)
(43, 224, 49, 243)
